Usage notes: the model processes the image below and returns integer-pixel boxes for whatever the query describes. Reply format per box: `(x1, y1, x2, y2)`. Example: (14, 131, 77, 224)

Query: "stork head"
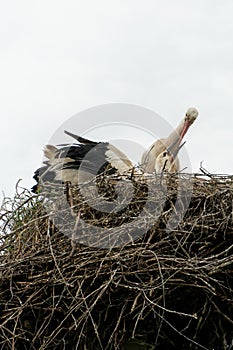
(185, 107, 199, 125)
(179, 107, 198, 141)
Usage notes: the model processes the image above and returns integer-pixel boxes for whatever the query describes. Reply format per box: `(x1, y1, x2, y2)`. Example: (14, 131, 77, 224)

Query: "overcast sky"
(1, 0, 233, 201)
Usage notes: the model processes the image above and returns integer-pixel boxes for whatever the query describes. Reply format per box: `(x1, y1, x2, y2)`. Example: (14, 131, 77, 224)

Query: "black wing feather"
(64, 130, 99, 145)
(32, 134, 116, 192)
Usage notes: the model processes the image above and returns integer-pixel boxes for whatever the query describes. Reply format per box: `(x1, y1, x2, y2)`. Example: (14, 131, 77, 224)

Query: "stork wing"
(64, 130, 98, 145)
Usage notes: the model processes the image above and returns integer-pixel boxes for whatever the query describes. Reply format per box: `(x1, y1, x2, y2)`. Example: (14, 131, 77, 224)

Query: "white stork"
(141, 107, 198, 173)
(32, 130, 133, 192)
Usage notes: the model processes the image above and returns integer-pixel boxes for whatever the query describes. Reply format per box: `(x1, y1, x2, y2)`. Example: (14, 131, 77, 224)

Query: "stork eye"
(162, 152, 167, 157)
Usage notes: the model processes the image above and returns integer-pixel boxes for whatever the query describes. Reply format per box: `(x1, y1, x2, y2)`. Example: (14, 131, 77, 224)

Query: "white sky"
(1, 0, 233, 201)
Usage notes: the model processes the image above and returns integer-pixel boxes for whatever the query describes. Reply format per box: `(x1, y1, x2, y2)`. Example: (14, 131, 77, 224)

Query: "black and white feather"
(32, 130, 133, 193)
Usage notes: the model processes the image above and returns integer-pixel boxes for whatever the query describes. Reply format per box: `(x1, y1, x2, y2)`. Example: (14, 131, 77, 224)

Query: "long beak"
(167, 140, 186, 159)
(173, 141, 186, 158)
(179, 120, 190, 144)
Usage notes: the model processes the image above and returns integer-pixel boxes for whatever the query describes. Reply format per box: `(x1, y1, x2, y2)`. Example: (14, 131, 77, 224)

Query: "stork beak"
(179, 119, 190, 144)
(167, 140, 186, 159)
(167, 119, 190, 159)
(173, 141, 186, 158)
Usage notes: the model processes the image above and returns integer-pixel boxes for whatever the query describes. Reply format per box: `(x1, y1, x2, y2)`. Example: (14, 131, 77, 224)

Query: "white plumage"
(141, 107, 198, 173)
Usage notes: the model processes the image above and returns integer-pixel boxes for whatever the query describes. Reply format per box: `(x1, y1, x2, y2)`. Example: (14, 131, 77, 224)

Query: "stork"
(141, 107, 198, 173)
(32, 130, 133, 193)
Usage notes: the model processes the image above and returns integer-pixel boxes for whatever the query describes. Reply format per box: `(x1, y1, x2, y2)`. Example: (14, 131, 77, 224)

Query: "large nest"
(0, 172, 233, 350)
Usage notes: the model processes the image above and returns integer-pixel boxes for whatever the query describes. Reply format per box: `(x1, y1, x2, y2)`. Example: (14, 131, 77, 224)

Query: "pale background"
(1, 0, 233, 201)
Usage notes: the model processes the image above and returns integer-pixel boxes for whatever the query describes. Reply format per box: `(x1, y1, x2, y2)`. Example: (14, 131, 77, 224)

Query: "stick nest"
(0, 172, 233, 350)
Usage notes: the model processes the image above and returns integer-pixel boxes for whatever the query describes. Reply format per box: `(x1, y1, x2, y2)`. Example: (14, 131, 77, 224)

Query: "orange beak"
(179, 119, 190, 144)
(166, 119, 191, 161)
(167, 140, 186, 159)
